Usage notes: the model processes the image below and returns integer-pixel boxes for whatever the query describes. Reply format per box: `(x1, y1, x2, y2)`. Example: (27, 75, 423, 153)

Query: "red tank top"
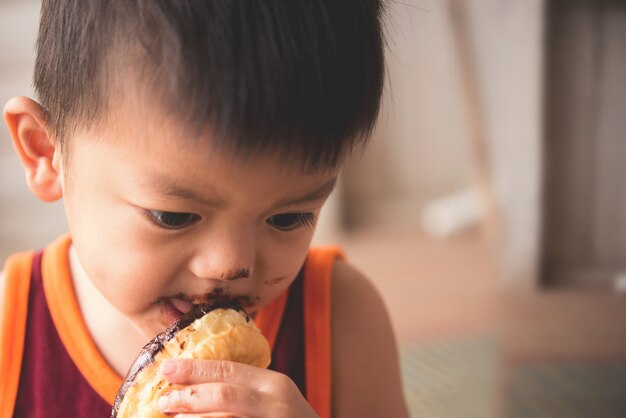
(1, 235, 343, 418)
(14, 251, 111, 416)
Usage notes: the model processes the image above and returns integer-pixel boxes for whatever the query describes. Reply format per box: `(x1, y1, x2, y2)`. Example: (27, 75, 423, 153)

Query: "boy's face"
(60, 108, 337, 339)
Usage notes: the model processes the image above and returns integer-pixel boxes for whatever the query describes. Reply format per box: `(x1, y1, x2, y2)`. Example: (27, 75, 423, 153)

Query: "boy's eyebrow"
(151, 178, 225, 208)
(277, 178, 337, 208)
(148, 176, 336, 208)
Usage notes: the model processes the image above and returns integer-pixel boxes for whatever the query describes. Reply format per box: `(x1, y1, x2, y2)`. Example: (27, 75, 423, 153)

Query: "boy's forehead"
(85, 89, 340, 177)
(75, 103, 338, 181)
(69, 122, 338, 210)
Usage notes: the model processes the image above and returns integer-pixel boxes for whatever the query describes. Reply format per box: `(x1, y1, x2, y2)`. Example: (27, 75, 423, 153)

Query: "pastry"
(111, 301, 270, 418)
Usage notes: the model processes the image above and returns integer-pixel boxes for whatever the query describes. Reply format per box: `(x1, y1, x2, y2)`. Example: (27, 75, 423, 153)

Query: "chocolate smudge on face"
(235, 295, 254, 308)
(205, 287, 226, 301)
(264, 276, 287, 286)
(164, 288, 230, 306)
(219, 268, 251, 281)
(180, 289, 254, 308)
(158, 286, 257, 314)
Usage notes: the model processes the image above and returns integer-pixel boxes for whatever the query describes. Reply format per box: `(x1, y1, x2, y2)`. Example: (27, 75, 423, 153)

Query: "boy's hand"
(157, 359, 319, 418)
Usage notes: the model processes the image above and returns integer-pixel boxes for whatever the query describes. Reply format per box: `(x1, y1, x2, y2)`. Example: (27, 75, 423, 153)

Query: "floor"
(336, 225, 498, 346)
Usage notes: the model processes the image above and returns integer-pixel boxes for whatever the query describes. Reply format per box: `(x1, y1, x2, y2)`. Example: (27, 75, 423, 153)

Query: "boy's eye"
(266, 213, 318, 232)
(145, 210, 200, 230)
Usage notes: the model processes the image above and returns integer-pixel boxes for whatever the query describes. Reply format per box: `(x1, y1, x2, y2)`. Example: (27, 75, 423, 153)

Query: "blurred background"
(2, 0, 626, 417)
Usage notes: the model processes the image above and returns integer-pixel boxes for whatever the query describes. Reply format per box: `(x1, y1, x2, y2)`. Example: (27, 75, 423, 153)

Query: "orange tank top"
(0, 235, 343, 418)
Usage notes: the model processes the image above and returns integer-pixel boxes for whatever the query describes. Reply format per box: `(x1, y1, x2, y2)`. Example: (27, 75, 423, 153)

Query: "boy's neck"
(68, 245, 147, 377)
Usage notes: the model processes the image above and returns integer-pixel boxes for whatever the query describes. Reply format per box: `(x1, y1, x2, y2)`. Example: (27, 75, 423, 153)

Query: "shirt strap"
(303, 245, 345, 418)
(0, 250, 35, 418)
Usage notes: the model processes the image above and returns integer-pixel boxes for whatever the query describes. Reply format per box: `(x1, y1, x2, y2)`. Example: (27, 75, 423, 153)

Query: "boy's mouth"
(160, 292, 255, 325)
(168, 297, 194, 314)
(162, 297, 194, 324)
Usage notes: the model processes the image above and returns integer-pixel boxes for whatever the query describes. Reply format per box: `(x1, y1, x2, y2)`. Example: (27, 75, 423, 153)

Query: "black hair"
(34, 0, 386, 169)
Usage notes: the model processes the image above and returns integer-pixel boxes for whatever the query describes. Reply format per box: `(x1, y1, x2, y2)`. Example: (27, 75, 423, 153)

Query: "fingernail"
(160, 360, 177, 375)
(158, 394, 170, 411)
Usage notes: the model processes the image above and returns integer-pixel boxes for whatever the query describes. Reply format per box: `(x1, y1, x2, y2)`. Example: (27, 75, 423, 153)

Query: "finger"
(160, 359, 277, 388)
(159, 383, 260, 416)
(174, 414, 249, 418)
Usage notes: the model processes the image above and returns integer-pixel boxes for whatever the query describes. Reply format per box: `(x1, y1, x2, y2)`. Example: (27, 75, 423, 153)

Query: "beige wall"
(466, 0, 544, 288)
(0, 0, 69, 261)
(337, 0, 545, 288)
(342, 0, 472, 230)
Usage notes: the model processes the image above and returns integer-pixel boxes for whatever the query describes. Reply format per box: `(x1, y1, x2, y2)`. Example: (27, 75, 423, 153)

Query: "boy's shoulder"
(330, 259, 391, 341)
(330, 259, 410, 417)
(331, 259, 383, 312)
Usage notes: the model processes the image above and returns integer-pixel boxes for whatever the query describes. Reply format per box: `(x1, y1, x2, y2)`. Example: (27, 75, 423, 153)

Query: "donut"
(110, 301, 271, 418)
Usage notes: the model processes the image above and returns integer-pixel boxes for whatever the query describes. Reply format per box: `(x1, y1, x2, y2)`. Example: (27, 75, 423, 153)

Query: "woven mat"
(400, 337, 626, 418)
(506, 363, 626, 418)
(401, 337, 498, 418)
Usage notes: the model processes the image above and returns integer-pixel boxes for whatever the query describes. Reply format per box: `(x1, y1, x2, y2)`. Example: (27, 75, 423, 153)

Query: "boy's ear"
(4, 96, 63, 202)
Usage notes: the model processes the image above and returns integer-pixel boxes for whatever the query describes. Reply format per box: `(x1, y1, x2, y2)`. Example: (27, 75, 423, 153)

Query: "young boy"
(1, 1, 409, 417)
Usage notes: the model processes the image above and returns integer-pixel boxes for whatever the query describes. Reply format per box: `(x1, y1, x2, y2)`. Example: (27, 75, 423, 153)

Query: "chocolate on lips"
(111, 299, 269, 418)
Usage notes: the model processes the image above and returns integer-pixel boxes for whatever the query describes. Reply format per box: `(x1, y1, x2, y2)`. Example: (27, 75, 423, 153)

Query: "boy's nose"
(188, 230, 256, 282)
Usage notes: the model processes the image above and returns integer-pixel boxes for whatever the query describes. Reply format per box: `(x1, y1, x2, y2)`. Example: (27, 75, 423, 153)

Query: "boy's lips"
(161, 297, 194, 325)
(160, 292, 256, 325)
(169, 297, 194, 314)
